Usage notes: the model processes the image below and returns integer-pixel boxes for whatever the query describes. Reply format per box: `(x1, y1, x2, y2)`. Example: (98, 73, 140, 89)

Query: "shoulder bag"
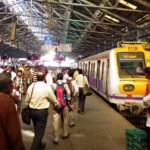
(83, 76, 92, 96)
(21, 84, 35, 125)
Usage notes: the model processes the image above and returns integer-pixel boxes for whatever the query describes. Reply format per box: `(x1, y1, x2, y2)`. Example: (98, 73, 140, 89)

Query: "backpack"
(55, 82, 67, 107)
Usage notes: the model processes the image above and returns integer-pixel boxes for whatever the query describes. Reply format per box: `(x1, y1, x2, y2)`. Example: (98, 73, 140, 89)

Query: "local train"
(79, 41, 150, 114)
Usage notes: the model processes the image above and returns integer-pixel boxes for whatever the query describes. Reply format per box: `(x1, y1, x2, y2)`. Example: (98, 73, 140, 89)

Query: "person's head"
(24, 65, 30, 71)
(57, 73, 63, 80)
(0, 72, 12, 94)
(144, 67, 150, 79)
(17, 70, 23, 77)
(68, 69, 75, 78)
(78, 69, 83, 74)
(37, 71, 45, 81)
(48, 68, 53, 74)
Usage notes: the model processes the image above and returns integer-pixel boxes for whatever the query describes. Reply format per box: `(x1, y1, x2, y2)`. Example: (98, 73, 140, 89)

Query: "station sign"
(44, 36, 53, 45)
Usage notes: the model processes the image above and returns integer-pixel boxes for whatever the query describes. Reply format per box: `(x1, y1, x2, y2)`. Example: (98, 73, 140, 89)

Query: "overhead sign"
(59, 44, 72, 52)
(44, 36, 53, 45)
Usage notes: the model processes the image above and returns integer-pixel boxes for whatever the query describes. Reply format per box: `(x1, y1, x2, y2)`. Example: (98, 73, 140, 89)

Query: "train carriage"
(79, 42, 150, 114)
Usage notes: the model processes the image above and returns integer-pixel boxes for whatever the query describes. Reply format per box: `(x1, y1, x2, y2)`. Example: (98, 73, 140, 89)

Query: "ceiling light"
(118, 0, 137, 10)
(105, 15, 120, 23)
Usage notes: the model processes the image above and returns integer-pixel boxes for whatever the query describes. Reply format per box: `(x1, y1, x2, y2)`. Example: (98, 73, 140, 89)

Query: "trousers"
(30, 108, 48, 150)
(52, 107, 69, 142)
(78, 88, 86, 113)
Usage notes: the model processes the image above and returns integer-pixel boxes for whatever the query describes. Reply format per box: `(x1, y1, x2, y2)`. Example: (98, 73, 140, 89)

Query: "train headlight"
(123, 84, 134, 92)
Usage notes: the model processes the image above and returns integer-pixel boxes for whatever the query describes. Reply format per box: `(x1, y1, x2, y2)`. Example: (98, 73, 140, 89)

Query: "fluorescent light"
(118, 0, 137, 10)
(105, 15, 120, 23)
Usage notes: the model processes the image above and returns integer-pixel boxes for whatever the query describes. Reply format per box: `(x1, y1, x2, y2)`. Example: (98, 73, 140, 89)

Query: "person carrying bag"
(83, 76, 92, 96)
(21, 83, 35, 125)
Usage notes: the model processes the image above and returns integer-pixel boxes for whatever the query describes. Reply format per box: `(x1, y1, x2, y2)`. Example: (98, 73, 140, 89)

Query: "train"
(79, 41, 150, 115)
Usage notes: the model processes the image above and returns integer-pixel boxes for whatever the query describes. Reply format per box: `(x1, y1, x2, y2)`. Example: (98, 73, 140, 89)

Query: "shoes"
(52, 140, 58, 145)
(81, 112, 84, 115)
(62, 133, 70, 139)
(69, 123, 75, 128)
(40, 143, 46, 149)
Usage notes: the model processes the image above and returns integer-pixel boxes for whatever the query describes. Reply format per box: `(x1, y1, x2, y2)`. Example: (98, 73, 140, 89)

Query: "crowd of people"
(0, 64, 89, 150)
(1, 63, 150, 150)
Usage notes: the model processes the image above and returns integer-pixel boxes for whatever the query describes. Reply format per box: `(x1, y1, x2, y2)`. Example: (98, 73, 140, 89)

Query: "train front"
(109, 43, 150, 115)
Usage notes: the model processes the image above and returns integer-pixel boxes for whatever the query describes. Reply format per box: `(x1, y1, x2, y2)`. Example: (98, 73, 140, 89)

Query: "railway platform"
(21, 93, 134, 150)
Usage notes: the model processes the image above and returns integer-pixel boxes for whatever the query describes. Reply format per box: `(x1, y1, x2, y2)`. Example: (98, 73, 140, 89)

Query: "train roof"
(80, 50, 112, 61)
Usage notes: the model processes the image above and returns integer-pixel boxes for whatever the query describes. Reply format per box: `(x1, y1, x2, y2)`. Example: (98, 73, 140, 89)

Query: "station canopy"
(0, 0, 150, 58)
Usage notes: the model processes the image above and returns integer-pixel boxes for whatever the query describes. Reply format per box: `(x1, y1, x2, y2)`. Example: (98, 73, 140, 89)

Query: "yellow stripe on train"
(118, 80, 147, 95)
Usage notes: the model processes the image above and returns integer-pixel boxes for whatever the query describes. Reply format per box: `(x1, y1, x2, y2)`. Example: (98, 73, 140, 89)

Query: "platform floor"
(20, 93, 134, 150)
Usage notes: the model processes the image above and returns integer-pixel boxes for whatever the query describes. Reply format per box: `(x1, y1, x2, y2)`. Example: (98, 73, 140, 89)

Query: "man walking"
(25, 71, 58, 150)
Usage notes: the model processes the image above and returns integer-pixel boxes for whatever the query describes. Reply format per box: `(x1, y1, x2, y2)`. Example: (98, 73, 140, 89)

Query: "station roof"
(0, 0, 150, 58)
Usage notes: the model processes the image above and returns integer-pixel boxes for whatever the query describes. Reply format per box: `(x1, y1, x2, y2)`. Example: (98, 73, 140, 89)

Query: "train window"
(117, 52, 145, 78)
(85, 63, 87, 75)
(93, 63, 95, 77)
(90, 63, 92, 77)
(101, 61, 104, 80)
(91, 63, 95, 77)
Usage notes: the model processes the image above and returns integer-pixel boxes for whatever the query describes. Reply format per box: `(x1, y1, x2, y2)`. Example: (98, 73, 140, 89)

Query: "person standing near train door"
(75, 69, 89, 114)
(143, 67, 150, 150)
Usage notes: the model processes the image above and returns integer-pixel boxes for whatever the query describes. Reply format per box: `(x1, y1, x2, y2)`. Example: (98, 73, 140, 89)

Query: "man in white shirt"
(75, 69, 89, 114)
(45, 68, 54, 86)
(25, 71, 58, 150)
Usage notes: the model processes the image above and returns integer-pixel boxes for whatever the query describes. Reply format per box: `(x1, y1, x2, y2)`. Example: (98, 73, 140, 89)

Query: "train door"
(100, 59, 105, 94)
(103, 59, 109, 94)
(105, 59, 109, 95)
(96, 60, 101, 91)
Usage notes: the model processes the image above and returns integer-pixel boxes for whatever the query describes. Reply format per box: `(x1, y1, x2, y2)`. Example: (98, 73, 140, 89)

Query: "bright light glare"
(4, 0, 49, 40)
(118, 0, 137, 10)
(105, 15, 120, 23)
(40, 51, 56, 61)
(60, 57, 75, 67)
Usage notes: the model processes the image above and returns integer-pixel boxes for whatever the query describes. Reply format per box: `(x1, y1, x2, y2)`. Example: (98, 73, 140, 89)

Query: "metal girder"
(0, 14, 15, 23)
(0, 12, 133, 27)
(35, 0, 149, 13)
(59, 4, 125, 44)
(61, 0, 73, 43)
(80, 0, 139, 27)
(131, 0, 150, 8)
(0, 0, 24, 11)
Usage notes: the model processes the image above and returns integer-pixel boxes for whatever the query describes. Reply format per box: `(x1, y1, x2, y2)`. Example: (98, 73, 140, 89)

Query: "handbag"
(21, 84, 35, 125)
(83, 76, 92, 96)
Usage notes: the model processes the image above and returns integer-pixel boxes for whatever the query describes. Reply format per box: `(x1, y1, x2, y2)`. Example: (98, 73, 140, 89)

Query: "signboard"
(59, 44, 72, 52)
(44, 36, 53, 45)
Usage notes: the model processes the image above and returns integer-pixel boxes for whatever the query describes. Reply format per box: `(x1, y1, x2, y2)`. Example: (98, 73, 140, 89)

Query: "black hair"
(68, 69, 75, 78)
(78, 69, 83, 74)
(0, 73, 12, 91)
(17, 70, 23, 73)
(57, 73, 63, 80)
(144, 67, 150, 75)
(37, 72, 45, 81)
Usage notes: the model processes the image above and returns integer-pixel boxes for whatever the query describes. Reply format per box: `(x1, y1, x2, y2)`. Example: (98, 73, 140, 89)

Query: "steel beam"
(34, 0, 149, 13)
(131, 0, 150, 8)
(80, 0, 138, 27)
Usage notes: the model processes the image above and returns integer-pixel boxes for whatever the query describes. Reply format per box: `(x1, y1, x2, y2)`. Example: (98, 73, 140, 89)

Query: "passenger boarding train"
(79, 42, 150, 114)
